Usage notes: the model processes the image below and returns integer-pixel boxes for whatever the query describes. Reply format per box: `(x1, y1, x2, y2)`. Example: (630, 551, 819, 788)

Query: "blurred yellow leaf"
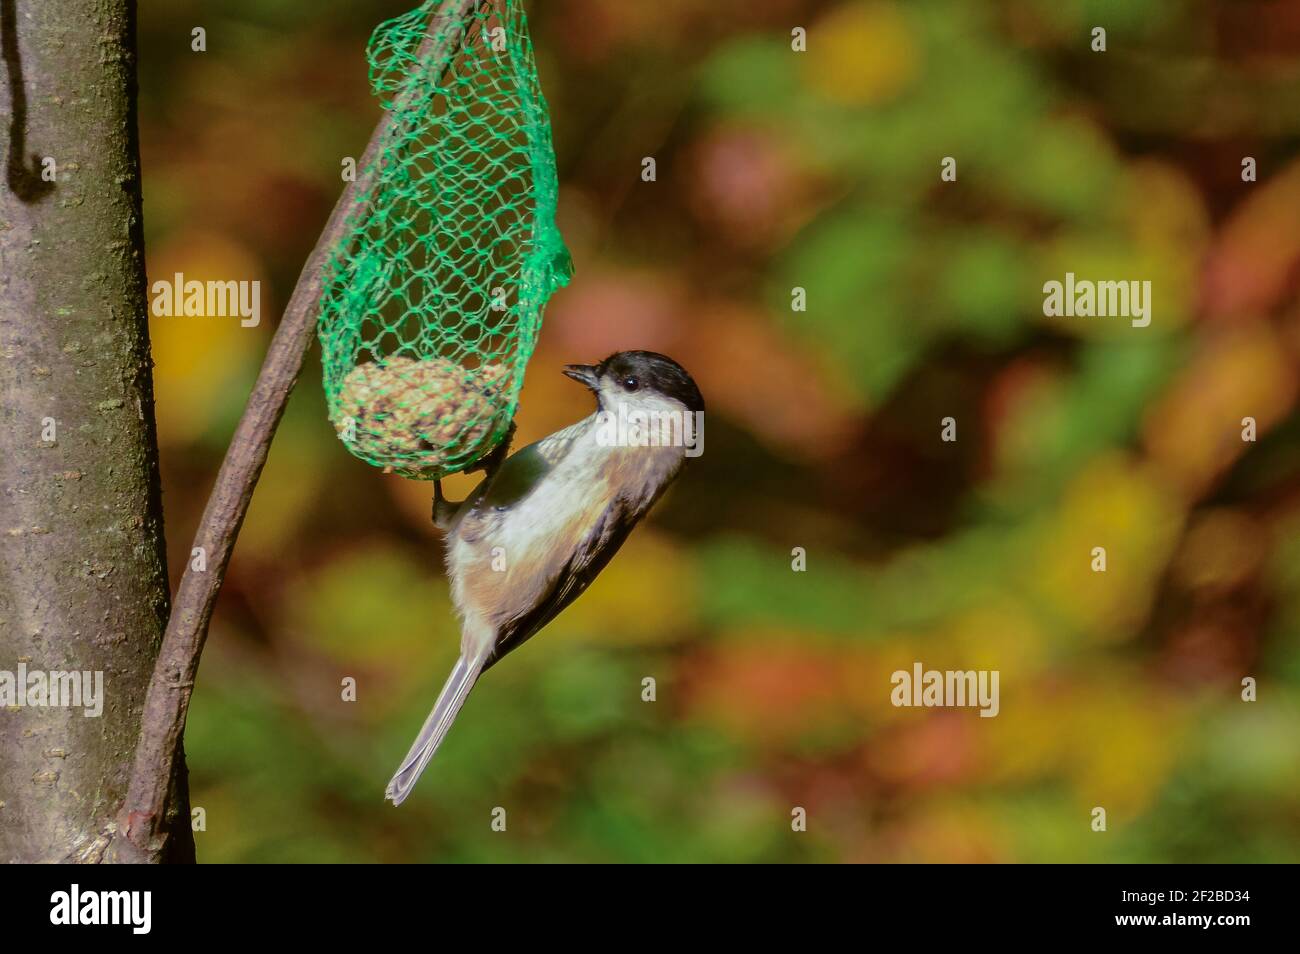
(947, 598, 1049, 679)
(1115, 160, 1211, 256)
(1067, 683, 1183, 820)
(803, 2, 920, 106)
(239, 424, 327, 560)
(980, 674, 1184, 822)
(1031, 453, 1183, 640)
(148, 231, 267, 444)
(1036, 235, 1193, 336)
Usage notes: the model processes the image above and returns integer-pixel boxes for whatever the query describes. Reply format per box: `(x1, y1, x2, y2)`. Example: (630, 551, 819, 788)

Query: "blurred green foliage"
(141, 0, 1300, 862)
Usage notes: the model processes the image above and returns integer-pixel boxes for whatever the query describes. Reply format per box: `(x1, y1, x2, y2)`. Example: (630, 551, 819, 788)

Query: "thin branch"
(112, 0, 483, 863)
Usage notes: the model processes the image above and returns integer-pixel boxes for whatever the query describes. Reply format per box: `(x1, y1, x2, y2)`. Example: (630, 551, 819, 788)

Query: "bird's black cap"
(595, 350, 705, 413)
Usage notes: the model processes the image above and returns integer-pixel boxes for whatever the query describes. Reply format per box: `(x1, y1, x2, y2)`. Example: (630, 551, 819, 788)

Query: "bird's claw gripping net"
(318, 0, 570, 480)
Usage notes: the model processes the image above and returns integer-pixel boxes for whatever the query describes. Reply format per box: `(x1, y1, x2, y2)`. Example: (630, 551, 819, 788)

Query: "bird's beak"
(563, 364, 599, 389)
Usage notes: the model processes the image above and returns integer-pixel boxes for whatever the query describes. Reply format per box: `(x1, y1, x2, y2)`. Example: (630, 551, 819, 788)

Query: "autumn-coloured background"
(140, 0, 1300, 862)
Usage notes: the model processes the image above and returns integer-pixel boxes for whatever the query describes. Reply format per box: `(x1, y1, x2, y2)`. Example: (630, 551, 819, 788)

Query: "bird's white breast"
(446, 414, 683, 656)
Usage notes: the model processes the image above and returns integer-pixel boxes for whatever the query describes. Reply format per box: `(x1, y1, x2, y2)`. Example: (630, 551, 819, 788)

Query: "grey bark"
(0, 0, 190, 863)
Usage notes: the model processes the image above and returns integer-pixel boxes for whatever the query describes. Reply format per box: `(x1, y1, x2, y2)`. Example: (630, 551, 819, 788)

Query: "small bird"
(385, 350, 704, 804)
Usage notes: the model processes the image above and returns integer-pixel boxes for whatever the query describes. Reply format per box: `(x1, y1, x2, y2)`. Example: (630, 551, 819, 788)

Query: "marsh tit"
(385, 350, 704, 804)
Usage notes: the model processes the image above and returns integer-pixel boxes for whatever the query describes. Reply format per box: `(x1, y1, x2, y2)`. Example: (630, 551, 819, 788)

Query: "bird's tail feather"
(385, 651, 487, 805)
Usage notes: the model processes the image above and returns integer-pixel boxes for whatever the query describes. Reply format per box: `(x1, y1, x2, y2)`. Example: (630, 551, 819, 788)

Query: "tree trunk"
(0, 0, 191, 863)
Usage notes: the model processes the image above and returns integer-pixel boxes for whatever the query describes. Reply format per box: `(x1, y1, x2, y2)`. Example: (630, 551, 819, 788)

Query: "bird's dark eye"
(622, 376, 639, 391)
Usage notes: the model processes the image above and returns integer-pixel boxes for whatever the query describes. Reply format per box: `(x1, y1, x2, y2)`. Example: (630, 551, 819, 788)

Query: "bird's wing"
(482, 491, 646, 670)
(452, 421, 587, 542)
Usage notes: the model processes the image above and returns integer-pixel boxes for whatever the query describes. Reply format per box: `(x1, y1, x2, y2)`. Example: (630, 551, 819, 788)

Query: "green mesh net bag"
(318, 0, 571, 479)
